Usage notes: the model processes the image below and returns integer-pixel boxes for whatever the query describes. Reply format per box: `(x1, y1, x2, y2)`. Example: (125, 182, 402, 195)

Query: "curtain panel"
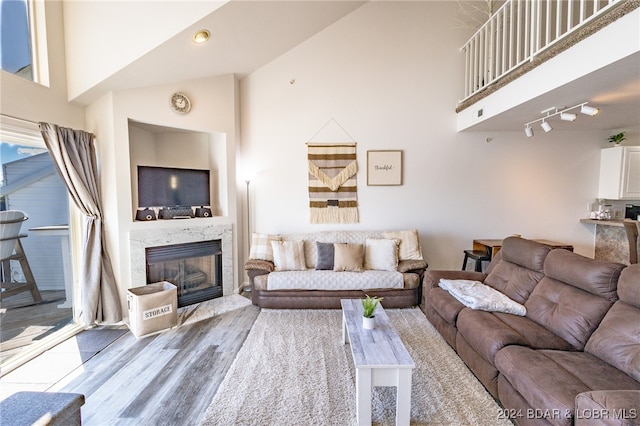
(39, 122, 121, 325)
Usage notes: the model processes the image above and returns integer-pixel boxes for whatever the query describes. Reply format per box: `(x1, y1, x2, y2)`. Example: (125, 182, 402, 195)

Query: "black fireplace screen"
(146, 240, 222, 307)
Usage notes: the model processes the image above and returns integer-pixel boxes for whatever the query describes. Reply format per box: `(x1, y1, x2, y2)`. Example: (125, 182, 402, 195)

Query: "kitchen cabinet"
(598, 146, 640, 200)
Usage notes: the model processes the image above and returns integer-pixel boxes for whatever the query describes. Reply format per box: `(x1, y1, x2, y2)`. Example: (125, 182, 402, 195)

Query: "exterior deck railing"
(460, 0, 623, 102)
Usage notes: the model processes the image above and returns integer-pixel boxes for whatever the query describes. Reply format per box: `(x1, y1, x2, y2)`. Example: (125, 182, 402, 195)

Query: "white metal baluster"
(465, 46, 470, 98)
(567, 0, 573, 32)
(556, 0, 562, 44)
(516, 0, 522, 64)
(484, 17, 496, 86)
(502, 7, 507, 76)
(473, 36, 478, 92)
(534, 0, 541, 56)
(481, 26, 486, 88)
(545, 0, 551, 46)
(509, 1, 514, 72)
(467, 44, 473, 97)
(524, 0, 530, 59)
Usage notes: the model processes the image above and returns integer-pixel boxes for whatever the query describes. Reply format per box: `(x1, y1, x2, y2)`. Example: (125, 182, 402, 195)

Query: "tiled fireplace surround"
(129, 223, 234, 299)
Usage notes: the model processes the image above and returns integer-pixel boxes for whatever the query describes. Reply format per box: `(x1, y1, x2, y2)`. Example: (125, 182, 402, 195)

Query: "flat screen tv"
(138, 165, 210, 208)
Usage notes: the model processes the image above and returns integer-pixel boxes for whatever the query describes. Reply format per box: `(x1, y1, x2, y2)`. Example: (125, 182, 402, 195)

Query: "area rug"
(177, 294, 252, 328)
(199, 308, 511, 426)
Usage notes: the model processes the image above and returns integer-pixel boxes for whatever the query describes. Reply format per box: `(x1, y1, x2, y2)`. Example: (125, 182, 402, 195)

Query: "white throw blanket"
(267, 269, 404, 291)
(438, 279, 526, 316)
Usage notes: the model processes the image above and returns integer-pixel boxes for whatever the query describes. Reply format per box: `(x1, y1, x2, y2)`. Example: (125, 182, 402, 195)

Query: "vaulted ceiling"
(71, 1, 639, 133)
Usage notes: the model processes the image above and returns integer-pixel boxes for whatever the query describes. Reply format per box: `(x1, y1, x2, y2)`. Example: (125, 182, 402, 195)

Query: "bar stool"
(462, 249, 491, 272)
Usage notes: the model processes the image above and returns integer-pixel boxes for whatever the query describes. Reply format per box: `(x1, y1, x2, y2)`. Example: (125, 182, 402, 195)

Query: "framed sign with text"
(367, 150, 402, 186)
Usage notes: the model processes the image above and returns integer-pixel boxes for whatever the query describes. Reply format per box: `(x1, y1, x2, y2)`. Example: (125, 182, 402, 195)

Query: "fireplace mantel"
(130, 222, 233, 296)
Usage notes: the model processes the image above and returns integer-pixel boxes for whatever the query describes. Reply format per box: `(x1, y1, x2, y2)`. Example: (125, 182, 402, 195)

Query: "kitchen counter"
(580, 219, 637, 264)
(579, 218, 625, 227)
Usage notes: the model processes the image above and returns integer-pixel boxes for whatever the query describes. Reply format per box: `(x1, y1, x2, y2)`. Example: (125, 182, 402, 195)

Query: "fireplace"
(145, 240, 222, 307)
(129, 223, 234, 299)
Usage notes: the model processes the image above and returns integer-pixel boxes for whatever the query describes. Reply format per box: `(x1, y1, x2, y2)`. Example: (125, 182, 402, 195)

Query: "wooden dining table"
(473, 238, 574, 259)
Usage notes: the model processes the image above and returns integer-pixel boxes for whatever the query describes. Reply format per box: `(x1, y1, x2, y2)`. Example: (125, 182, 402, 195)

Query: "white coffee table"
(341, 299, 414, 426)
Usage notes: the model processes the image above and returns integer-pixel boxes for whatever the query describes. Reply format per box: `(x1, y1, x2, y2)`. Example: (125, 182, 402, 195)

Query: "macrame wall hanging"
(307, 119, 359, 224)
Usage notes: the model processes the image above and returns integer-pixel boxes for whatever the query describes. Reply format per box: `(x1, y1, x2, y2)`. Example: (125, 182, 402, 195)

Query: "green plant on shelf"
(607, 131, 626, 145)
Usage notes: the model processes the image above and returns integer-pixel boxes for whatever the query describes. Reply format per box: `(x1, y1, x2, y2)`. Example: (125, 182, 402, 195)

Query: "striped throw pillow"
(271, 240, 307, 271)
(364, 238, 399, 271)
(249, 233, 282, 261)
(383, 229, 423, 260)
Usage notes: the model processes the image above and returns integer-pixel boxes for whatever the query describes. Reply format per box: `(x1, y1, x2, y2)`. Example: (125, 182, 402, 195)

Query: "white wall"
(0, 1, 84, 127)
(240, 1, 605, 271)
(85, 74, 240, 314)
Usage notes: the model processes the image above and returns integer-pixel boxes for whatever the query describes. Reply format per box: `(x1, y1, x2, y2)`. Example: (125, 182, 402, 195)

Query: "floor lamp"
(244, 179, 251, 293)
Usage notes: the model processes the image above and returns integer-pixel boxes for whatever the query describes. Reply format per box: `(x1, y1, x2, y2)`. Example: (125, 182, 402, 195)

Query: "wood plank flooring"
(49, 304, 260, 425)
(0, 290, 73, 363)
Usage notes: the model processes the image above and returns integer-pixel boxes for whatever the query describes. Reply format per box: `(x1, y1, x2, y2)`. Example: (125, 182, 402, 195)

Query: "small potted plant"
(607, 131, 626, 145)
(361, 295, 383, 329)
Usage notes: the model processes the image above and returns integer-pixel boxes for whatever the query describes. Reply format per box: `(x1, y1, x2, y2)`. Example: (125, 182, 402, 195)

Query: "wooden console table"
(473, 238, 574, 259)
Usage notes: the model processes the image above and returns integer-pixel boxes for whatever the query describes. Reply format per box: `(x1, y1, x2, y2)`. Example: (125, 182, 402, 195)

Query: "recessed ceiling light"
(193, 30, 210, 44)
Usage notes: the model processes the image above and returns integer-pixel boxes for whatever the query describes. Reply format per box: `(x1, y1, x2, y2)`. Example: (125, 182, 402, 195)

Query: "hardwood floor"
(1, 300, 260, 425)
(0, 290, 73, 363)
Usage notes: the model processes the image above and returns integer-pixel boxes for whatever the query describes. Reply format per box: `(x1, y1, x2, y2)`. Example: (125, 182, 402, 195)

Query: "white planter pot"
(362, 316, 375, 330)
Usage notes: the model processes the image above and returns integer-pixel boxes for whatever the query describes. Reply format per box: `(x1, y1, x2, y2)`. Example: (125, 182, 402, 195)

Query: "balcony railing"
(460, 0, 624, 102)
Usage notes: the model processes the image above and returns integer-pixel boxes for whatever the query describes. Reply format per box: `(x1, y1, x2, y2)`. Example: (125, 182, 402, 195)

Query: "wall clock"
(170, 92, 191, 114)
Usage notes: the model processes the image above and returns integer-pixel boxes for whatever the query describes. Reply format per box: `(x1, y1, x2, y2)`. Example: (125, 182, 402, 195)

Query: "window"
(0, 0, 48, 85)
(0, 0, 33, 80)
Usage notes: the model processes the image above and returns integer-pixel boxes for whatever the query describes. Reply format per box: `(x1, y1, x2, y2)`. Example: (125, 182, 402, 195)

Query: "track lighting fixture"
(524, 126, 533, 137)
(580, 104, 600, 116)
(523, 102, 599, 138)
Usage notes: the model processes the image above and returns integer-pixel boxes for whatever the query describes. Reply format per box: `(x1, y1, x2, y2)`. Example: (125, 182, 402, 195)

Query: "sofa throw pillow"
(438, 279, 527, 316)
(315, 241, 335, 270)
(249, 233, 282, 261)
(364, 238, 399, 271)
(383, 229, 423, 260)
(333, 243, 364, 272)
(271, 240, 307, 271)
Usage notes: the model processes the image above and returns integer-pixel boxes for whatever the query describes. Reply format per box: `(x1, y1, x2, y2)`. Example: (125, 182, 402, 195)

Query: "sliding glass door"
(0, 121, 77, 369)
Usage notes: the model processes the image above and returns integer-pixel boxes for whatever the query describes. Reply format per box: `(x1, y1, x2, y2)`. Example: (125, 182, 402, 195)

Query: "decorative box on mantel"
(129, 222, 234, 300)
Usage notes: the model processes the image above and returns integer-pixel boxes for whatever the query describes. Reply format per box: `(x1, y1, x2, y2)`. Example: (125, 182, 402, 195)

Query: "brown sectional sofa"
(422, 236, 640, 425)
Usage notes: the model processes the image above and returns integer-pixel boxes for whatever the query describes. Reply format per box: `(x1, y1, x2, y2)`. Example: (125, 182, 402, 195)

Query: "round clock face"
(170, 92, 191, 114)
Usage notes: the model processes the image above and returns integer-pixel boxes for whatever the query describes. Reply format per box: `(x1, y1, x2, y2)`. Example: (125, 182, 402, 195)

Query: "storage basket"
(127, 281, 177, 338)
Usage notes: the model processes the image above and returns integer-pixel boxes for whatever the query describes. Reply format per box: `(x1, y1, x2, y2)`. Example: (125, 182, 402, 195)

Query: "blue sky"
(0, 142, 47, 185)
(0, 0, 32, 73)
